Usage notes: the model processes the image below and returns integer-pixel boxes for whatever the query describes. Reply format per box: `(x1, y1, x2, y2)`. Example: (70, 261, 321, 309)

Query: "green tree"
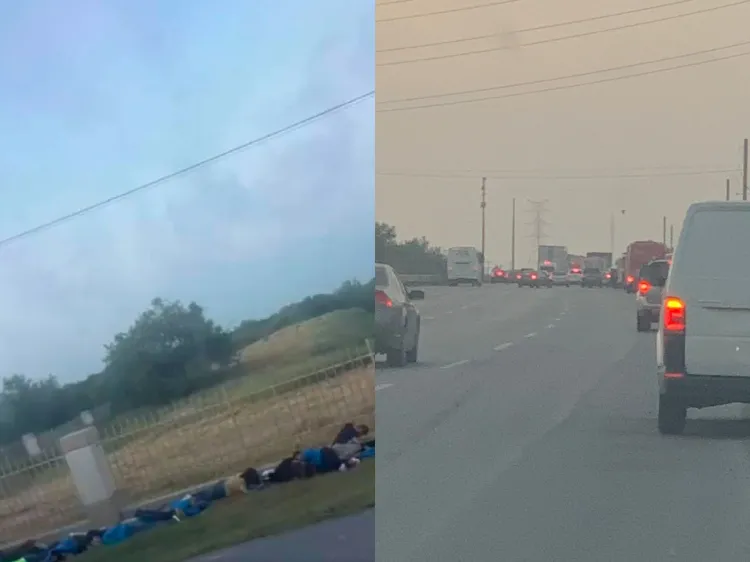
(375, 221, 446, 276)
(103, 298, 233, 411)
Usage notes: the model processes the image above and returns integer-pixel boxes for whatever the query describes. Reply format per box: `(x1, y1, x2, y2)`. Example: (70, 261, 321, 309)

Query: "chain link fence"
(0, 347, 374, 544)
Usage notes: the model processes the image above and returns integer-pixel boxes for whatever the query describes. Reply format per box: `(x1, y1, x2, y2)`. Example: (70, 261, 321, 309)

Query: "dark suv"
(581, 267, 603, 288)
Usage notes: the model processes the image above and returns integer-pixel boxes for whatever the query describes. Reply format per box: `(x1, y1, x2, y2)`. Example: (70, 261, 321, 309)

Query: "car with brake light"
(567, 267, 583, 285)
(375, 263, 423, 368)
(490, 266, 509, 284)
(517, 268, 540, 288)
(636, 259, 670, 332)
(656, 201, 750, 434)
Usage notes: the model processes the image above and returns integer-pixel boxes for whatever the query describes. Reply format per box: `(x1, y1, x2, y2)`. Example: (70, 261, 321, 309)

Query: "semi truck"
(622, 240, 668, 293)
(586, 252, 613, 270)
(537, 245, 568, 272)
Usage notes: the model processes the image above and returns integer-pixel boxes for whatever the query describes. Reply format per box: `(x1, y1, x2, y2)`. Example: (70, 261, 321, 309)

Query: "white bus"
(447, 246, 483, 286)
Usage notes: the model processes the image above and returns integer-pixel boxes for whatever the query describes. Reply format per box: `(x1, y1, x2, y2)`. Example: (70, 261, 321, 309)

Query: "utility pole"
(662, 216, 667, 247)
(511, 197, 516, 270)
(527, 199, 549, 264)
(480, 177, 487, 267)
(743, 138, 748, 201)
(609, 212, 615, 257)
(669, 224, 674, 249)
(726, 178, 731, 201)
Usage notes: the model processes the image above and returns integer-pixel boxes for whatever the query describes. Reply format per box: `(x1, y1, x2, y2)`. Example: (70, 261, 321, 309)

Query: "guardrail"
(399, 274, 446, 286)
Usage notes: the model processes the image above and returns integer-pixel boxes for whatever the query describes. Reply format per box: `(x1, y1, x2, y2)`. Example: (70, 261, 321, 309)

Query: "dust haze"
(376, 0, 750, 266)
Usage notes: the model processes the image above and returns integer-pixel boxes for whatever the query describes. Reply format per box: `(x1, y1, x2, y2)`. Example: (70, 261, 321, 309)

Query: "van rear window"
(678, 210, 750, 275)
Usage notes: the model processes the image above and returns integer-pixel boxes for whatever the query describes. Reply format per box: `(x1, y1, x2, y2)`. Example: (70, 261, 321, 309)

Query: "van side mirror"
(408, 289, 425, 300)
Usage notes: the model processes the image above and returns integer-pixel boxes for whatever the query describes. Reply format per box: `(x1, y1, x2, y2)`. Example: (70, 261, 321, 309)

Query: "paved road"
(376, 284, 750, 561)
(190, 510, 373, 562)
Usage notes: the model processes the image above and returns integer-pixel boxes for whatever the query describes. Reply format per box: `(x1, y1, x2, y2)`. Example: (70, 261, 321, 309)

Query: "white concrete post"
(59, 426, 123, 527)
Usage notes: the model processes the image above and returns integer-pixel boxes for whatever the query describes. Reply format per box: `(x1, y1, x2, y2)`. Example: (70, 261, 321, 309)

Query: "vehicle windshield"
(639, 261, 669, 284)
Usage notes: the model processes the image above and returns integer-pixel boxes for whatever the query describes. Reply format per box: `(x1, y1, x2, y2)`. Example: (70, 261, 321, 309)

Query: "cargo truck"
(622, 240, 667, 293)
(537, 245, 568, 273)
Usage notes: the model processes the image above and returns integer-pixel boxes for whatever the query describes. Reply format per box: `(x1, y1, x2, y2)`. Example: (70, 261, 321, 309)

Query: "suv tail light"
(626, 275, 634, 283)
(638, 280, 651, 294)
(375, 290, 393, 308)
(516, 274, 521, 279)
(663, 296, 686, 332)
(530, 273, 537, 280)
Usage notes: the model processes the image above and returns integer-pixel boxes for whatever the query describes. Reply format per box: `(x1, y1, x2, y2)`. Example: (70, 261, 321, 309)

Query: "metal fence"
(0, 349, 375, 544)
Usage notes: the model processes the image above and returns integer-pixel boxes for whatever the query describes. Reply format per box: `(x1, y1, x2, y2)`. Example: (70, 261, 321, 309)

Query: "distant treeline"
(0, 278, 374, 446)
(375, 222, 446, 276)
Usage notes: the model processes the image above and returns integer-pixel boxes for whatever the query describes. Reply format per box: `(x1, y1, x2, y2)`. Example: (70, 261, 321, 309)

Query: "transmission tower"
(526, 199, 550, 261)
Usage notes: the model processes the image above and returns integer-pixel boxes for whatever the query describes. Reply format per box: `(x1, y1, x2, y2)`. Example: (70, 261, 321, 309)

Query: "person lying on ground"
(331, 423, 373, 461)
(266, 453, 312, 483)
(300, 446, 360, 475)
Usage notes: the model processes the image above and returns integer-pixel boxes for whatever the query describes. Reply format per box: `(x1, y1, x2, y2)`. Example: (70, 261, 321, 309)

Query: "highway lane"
(376, 285, 750, 561)
(189, 511, 374, 562)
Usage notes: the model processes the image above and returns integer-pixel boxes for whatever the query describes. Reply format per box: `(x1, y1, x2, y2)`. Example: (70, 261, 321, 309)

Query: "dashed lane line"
(524, 332, 537, 338)
(547, 323, 555, 329)
(494, 342, 514, 351)
(375, 383, 394, 392)
(441, 359, 470, 370)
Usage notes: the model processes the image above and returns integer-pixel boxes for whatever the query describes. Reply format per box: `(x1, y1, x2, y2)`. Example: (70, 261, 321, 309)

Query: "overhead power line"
(377, 168, 741, 180)
(377, 0, 525, 22)
(379, 38, 750, 106)
(377, 0, 707, 53)
(0, 91, 374, 250)
(378, 0, 750, 66)
(378, 0, 419, 5)
(377, 45, 750, 112)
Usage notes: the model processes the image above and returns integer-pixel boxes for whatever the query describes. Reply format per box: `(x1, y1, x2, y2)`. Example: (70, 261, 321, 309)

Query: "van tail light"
(375, 290, 393, 308)
(638, 280, 651, 294)
(626, 275, 634, 283)
(663, 296, 686, 333)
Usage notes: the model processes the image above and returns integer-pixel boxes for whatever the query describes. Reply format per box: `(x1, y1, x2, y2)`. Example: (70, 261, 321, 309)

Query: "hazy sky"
(0, 0, 374, 381)
(376, 0, 750, 267)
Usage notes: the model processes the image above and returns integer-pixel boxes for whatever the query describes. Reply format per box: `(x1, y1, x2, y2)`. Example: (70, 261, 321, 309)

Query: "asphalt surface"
(189, 510, 374, 562)
(376, 283, 750, 561)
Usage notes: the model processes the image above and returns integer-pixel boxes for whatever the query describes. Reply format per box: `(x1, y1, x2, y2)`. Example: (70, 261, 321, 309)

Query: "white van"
(447, 246, 483, 286)
(656, 201, 750, 434)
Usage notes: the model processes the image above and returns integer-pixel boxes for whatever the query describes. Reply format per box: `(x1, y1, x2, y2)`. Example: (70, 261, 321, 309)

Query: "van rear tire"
(658, 394, 687, 435)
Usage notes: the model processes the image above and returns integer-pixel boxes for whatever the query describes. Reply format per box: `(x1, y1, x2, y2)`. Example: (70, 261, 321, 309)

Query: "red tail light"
(663, 296, 686, 332)
(516, 274, 521, 279)
(530, 273, 537, 279)
(605, 273, 611, 279)
(626, 275, 634, 283)
(638, 280, 651, 294)
(375, 290, 393, 308)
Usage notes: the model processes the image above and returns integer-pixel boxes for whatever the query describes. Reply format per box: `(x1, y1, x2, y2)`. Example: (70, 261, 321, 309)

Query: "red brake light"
(516, 274, 521, 279)
(605, 273, 611, 279)
(375, 290, 393, 308)
(663, 296, 686, 332)
(626, 275, 634, 283)
(530, 273, 537, 279)
(638, 280, 651, 294)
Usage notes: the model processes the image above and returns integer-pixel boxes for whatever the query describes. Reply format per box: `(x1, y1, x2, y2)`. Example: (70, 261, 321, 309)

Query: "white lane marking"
(423, 315, 436, 320)
(560, 311, 566, 316)
(460, 304, 470, 310)
(441, 359, 470, 370)
(445, 310, 454, 314)
(375, 383, 394, 392)
(554, 317, 561, 322)
(547, 323, 555, 329)
(494, 342, 514, 351)
(524, 332, 537, 338)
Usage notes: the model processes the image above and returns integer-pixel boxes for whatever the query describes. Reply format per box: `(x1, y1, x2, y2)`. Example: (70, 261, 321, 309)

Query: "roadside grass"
(76, 460, 375, 562)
